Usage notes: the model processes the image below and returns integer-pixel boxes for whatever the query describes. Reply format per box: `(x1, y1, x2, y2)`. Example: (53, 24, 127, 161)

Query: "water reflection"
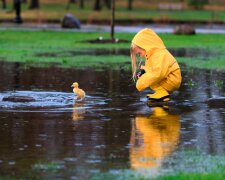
(35, 48, 216, 58)
(0, 61, 225, 179)
(72, 102, 85, 121)
(130, 107, 180, 172)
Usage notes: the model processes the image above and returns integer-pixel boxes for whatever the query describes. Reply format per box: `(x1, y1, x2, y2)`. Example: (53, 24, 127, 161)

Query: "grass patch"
(155, 172, 225, 180)
(177, 57, 225, 70)
(91, 151, 225, 180)
(2, 151, 224, 179)
(1, 1, 225, 22)
(0, 30, 224, 71)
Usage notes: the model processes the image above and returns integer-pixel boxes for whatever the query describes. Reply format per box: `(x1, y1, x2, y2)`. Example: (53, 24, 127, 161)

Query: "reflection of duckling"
(130, 107, 180, 171)
(71, 82, 85, 101)
(72, 102, 85, 121)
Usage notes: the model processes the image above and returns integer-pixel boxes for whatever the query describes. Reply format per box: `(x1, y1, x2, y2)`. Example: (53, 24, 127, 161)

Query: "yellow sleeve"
(136, 72, 154, 91)
(136, 53, 170, 91)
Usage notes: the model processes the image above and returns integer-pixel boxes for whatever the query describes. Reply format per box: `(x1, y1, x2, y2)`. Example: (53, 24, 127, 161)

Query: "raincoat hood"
(132, 28, 166, 52)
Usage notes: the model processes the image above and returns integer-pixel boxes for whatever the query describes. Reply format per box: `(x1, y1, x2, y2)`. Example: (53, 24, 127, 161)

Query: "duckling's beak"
(71, 84, 74, 87)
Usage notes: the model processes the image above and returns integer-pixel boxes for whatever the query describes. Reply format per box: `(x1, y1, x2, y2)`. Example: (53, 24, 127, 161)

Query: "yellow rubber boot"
(147, 86, 170, 102)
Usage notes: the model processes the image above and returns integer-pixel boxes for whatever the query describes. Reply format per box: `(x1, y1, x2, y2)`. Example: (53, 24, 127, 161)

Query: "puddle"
(0, 61, 224, 179)
(35, 48, 130, 57)
(0, 90, 108, 112)
(35, 47, 216, 58)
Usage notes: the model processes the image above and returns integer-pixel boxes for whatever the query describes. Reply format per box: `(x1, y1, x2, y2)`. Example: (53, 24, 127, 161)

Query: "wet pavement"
(0, 61, 224, 179)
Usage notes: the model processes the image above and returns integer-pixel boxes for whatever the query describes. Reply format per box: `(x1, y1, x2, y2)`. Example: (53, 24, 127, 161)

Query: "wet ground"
(35, 47, 217, 58)
(0, 61, 225, 179)
(1, 23, 225, 34)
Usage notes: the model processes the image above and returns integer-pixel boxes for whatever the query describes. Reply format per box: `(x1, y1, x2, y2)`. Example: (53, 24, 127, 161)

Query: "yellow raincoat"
(130, 107, 180, 170)
(132, 28, 182, 93)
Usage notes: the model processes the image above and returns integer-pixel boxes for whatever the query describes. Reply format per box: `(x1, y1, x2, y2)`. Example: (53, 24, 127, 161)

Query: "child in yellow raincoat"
(131, 28, 182, 101)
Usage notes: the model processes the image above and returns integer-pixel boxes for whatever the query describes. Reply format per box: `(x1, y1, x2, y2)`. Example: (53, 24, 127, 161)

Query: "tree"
(79, 0, 84, 9)
(110, 0, 115, 40)
(104, 0, 111, 9)
(14, 0, 23, 23)
(128, 0, 133, 10)
(2, 0, 6, 9)
(94, 0, 101, 10)
(187, 0, 209, 9)
(29, 0, 39, 9)
(94, 0, 110, 11)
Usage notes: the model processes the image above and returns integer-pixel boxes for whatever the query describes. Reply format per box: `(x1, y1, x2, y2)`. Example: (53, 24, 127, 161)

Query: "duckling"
(71, 82, 85, 101)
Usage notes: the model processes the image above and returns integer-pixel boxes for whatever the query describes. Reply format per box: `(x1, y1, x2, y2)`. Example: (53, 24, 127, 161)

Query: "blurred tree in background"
(79, 0, 84, 9)
(67, 0, 85, 9)
(2, 0, 6, 9)
(29, 0, 39, 9)
(187, 0, 209, 9)
(128, 0, 133, 10)
(0, 0, 224, 24)
(94, 0, 111, 11)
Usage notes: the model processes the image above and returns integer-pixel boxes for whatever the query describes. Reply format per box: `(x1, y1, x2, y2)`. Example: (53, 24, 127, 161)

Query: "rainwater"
(0, 60, 224, 179)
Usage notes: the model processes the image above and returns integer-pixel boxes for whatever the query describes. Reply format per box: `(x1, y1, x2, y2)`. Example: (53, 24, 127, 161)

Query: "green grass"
(91, 171, 225, 180)
(155, 172, 225, 180)
(91, 151, 225, 180)
(0, 150, 224, 179)
(0, 30, 224, 71)
(1, 1, 225, 22)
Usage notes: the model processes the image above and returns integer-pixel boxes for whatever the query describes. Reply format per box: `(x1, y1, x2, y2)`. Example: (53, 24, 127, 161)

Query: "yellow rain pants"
(132, 28, 182, 93)
(130, 107, 180, 169)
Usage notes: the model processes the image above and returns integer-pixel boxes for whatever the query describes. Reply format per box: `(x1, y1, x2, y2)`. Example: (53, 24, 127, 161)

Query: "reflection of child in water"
(130, 107, 180, 170)
(130, 28, 182, 101)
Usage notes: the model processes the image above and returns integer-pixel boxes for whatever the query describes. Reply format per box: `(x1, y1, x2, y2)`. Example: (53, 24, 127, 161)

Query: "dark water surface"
(0, 61, 224, 179)
(35, 47, 216, 58)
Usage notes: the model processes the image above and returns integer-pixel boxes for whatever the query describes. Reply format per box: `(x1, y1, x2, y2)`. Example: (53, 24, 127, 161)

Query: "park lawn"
(0, 1, 225, 23)
(0, 30, 224, 71)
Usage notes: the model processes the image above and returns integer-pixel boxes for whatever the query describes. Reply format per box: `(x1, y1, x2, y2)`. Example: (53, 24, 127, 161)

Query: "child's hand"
(137, 69, 145, 79)
(140, 65, 145, 70)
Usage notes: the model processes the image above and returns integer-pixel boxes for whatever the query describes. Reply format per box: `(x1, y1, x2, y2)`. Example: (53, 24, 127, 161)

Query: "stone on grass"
(61, 13, 81, 29)
(173, 24, 196, 35)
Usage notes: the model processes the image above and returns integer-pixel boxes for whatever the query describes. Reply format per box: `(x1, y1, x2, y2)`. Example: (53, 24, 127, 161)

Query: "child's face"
(135, 46, 146, 58)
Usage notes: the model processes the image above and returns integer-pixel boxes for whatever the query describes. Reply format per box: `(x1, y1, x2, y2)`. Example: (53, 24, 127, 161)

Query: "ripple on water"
(64, 157, 77, 162)
(0, 90, 108, 112)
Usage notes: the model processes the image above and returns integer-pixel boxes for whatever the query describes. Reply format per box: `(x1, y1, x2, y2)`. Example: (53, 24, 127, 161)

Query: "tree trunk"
(14, 0, 23, 23)
(128, 0, 133, 10)
(2, 0, 7, 9)
(110, 0, 115, 40)
(29, 0, 39, 9)
(80, 0, 84, 9)
(104, 0, 111, 9)
(93, 0, 101, 11)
